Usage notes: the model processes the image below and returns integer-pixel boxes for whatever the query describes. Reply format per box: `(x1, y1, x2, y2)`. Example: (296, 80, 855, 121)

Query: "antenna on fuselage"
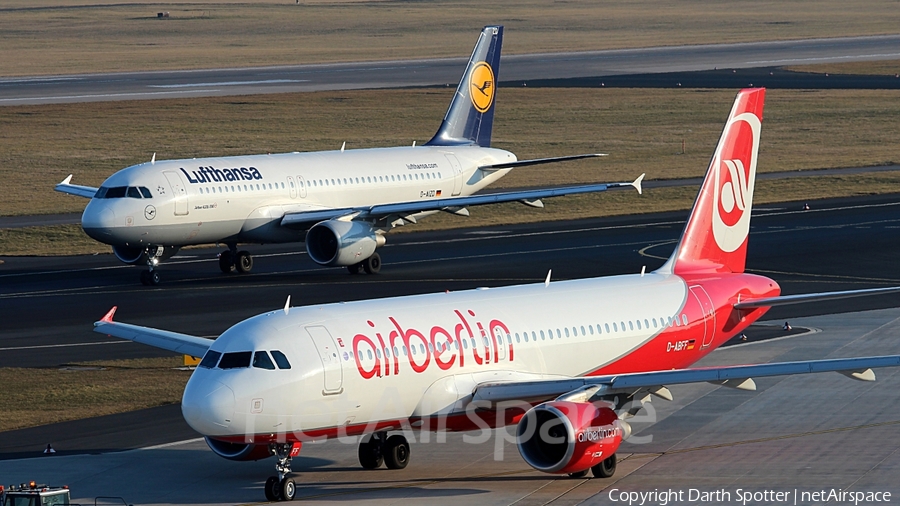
(283, 295, 291, 316)
(151, 153, 156, 164)
(544, 269, 552, 287)
(340, 142, 346, 152)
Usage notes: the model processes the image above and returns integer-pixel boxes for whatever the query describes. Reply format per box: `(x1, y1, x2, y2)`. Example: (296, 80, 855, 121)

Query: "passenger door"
(306, 326, 343, 394)
(163, 171, 189, 216)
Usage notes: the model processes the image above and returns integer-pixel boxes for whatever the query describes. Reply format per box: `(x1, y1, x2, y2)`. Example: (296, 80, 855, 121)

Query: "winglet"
(283, 295, 291, 316)
(632, 173, 645, 195)
(60, 174, 73, 185)
(100, 306, 117, 323)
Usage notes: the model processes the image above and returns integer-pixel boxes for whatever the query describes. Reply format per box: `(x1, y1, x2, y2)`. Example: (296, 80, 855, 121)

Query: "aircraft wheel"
(358, 436, 384, 469)
(363, 253, 381, 274)
(383, 435, 410, 469)
(568, 470, 589, 478)
(347, 262, 363, 275)
(235, 250, 253, 274)
(264, 476, 281, 501)
(281, 477, 296, 501)
(591, 454, 617, 479)
(218, 250, 235, 273)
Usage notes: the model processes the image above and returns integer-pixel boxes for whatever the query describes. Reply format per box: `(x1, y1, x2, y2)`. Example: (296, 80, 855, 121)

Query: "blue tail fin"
(426, 26, 503, 147)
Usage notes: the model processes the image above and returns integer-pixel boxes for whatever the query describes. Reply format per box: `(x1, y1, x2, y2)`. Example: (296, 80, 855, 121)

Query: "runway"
(2, 35, 899, 105)
(4, 193, 900, 370)
(2, 192, 900, 503)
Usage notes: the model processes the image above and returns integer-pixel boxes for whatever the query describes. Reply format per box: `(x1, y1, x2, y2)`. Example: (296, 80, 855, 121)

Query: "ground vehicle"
(1, 482, 70, 506)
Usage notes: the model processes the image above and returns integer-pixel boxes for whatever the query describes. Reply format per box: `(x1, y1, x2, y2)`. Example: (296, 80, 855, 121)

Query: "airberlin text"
(180, 166, 263, 184)
(352, 309, 513, 379)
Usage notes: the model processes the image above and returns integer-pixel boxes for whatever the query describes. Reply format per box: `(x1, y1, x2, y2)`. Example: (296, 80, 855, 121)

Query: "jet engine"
(516, 400, 628, 475)
(205, 437, 271, 461)
(112, 245, 179, 265)
(305, 219, 385, 266)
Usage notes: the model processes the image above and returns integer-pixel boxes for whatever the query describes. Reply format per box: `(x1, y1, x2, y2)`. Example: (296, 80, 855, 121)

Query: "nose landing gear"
(139, 247, 165, 286)
(265, 442, 300, 501)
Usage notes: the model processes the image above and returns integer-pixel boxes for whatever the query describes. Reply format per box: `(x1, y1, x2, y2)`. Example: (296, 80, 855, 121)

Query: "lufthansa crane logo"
(469, 61, 495, 113)
(712, 111, 761, 253)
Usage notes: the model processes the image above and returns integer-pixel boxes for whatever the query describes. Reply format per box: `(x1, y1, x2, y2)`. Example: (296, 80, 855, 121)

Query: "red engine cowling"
(205, 437, 272, 461)
(516, 400, 625, 474)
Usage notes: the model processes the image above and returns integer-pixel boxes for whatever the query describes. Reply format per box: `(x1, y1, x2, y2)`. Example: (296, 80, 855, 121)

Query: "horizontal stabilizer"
(734, 285, 900, 309)
(94, 307, 213, 358)
(479, 153, 606, 172)
(55, 174, 99, 199)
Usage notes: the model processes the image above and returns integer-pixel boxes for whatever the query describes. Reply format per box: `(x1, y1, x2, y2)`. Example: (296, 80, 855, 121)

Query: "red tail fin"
(660, 88, 765, 275)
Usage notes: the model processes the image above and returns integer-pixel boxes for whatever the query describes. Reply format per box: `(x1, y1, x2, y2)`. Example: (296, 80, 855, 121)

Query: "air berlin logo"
(469, 62, 495, 113)
(711, 111, 761, 253)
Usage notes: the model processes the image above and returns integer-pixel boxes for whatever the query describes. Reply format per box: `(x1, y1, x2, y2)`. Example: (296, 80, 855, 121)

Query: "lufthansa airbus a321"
(95, 88, 900, 501)
(55, 26, 642, 285)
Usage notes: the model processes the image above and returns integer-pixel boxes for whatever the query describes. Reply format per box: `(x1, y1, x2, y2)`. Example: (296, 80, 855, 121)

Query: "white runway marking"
(148, 79, 308, 88)
(0, 340, 128, 352)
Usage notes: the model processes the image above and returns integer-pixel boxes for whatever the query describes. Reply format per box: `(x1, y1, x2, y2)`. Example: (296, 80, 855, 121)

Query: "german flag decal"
(469, 62, 495, 113)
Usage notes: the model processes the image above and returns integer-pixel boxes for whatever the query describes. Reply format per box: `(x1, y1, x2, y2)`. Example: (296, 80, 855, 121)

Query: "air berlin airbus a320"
(95, 88, 900, 501)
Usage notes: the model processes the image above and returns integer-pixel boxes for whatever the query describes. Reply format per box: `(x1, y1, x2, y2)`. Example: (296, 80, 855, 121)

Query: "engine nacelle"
(516, 400, 627, 475)
(205, 437, 271, 462)
(112, 245, 179, 265)
(305, 219, 385, 266)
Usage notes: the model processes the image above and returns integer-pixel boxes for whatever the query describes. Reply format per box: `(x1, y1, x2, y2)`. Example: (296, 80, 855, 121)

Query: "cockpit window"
(270, 350, 291, 369)
(252, 351, 276, 370)
(94, 186, 152, 199)
(199, 350, 221, 369)
(218, 351, 252, 369)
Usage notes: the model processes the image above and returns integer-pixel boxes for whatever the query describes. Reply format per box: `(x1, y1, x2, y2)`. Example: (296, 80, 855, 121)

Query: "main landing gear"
(218, 243, 254, 275)
(265, 443, 299, 502)
(567, 454, 617, 479)
(358, 432, 410, 470)
(346, 252, 382, 275)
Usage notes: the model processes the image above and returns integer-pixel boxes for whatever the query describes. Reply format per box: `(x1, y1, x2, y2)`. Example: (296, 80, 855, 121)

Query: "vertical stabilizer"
(425, 26, 503, 147)
(657, 88, 766, 275)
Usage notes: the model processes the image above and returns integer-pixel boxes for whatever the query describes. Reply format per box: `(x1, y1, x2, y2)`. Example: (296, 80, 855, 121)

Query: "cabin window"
(580, 326, 585, 336)
(515, 333, 520, 343)
(604, 323, 610, 333)
(652, 318, 658, 328)
(199, 350, 221, 369)
(682, 314, 689, 325)
(635, 320, 641, 330)
(612, 323, 618, 332)
(462, 339, 468, 349)
(218, 351, 252, 369)
(415, 174, 419, 180)
(420, 344, 426, 355)
(438, 172, 442, 178)
(564, 328, 570, 337)
(358, 351, 363, 360)
(367, 350, 373, 360)
(393, 346, 399, 356)
(252, 351, 276, 370)
(540, 330, 546, 340)
(376, 349, 381, 359)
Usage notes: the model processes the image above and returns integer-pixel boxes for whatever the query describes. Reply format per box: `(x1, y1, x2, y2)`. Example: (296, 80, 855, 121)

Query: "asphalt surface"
(1, 308, 897, 505)
(4, 192, 900, 371)
(2, 35, 899, 105)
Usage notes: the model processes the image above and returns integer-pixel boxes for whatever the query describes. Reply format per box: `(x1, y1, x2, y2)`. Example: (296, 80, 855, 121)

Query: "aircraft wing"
(93, 307, 213, 358)
(281, 174, 644, 228)
(55, 175, 99, 198)
(472, 354, 900, 405)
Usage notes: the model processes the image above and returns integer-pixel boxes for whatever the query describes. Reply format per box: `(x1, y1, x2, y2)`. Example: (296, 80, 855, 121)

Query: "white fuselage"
(82, 145, 515, 248)
(179, 269, 777, 442)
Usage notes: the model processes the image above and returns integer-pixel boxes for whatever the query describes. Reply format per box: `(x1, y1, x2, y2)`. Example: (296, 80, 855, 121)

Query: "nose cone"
(182, 377, 235, 435)
(81, 201, 116, 242)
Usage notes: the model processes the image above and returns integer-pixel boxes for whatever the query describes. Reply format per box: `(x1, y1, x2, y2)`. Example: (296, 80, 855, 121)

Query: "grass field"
(2, 87, 898, 219)
(2, 0, 900, 76)
(0, 357, 190, 432)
